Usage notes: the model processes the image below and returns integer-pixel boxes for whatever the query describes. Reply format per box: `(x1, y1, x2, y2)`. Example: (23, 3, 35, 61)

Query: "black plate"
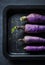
(3, 5, 45, 60)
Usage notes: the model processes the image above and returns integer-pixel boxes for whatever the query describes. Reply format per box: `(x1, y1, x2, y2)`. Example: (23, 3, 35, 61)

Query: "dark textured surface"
(8, 14, 26, 53)
(0, 0, 45, 65)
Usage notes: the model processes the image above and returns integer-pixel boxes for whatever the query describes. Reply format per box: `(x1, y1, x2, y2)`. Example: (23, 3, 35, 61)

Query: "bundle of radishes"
(19, 13, 45, 51)
(12, 13, 45, 51)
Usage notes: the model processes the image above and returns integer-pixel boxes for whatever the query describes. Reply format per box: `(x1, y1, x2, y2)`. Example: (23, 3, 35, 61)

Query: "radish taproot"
(24, 46, 45, 51)
(18, 36, 45, 43)
(20, 13, 45, 23)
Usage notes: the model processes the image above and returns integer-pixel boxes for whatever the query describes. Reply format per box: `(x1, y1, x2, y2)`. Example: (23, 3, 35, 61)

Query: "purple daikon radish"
(16, 24, 45, 33)
(24, 46, 45, 51)
(18, 36, 45, 43)
(20, 13, 45, 23)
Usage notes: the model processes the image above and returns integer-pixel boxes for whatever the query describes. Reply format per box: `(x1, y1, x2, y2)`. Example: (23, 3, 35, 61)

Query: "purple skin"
(27, 13, 45, 23)
(23, 36, 45, 43)
(24, 46, 45, 51)
(25, 24, 45, 33)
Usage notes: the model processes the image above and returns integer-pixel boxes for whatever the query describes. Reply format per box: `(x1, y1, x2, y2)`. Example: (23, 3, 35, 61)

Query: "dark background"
(0, 0, 45, 65)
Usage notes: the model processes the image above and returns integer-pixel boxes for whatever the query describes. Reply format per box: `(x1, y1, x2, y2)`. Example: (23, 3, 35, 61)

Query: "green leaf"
(11, 26, 17, 33)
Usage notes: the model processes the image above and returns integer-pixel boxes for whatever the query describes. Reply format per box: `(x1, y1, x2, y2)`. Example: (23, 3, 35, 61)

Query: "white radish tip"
(20, 16, 26, 21)
(20, 17, 23, 21)
(24, 47, 26, 50)
(24, 46, 29, 50)
(18, 39, 23, 41)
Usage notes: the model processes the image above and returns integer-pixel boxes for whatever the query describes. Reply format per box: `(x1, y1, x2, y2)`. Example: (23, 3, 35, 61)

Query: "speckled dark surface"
(0, 0, 45, 65)
(8, 14, 26, 53)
